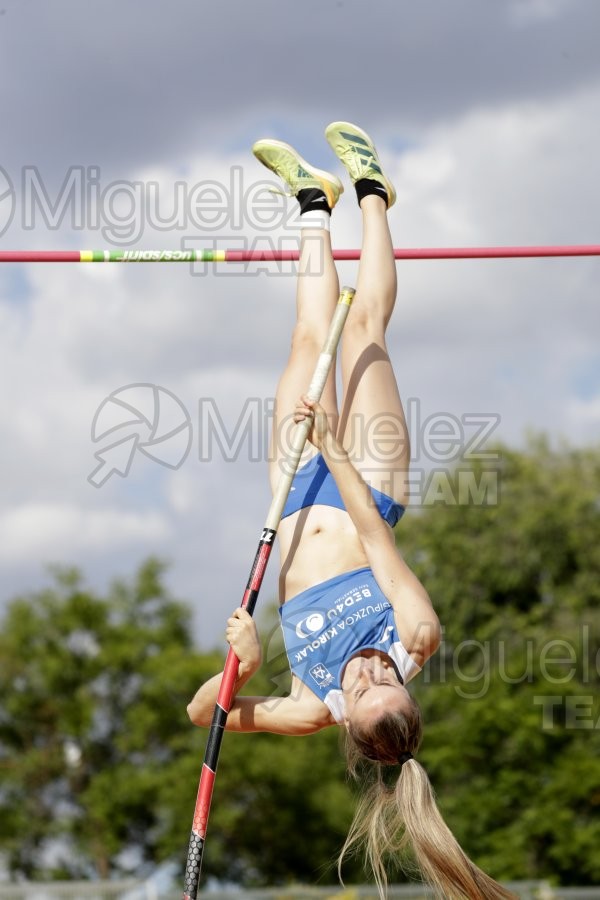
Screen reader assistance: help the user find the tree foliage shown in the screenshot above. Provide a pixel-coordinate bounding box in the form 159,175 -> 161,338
0,558 -> 357,886
0,440 -> 599,888
399,439 -> 600,886
0,558 -> 216,880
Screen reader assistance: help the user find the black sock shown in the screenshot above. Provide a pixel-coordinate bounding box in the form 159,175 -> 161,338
297,188 -> 331,216
355,178 -> 388,207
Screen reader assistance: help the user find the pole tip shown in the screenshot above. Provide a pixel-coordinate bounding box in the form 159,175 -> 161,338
339,286 -> 356,306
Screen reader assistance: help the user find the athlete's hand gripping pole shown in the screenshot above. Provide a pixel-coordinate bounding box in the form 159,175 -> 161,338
183,286 -> 356,899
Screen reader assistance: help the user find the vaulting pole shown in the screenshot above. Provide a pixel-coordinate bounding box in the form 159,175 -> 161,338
0,245 -> 599,263
182,286 -> 355,900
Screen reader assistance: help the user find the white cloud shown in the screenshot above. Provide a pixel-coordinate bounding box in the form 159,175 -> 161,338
509,0 -> 572,26
0,503 -> 170,563
2,79 -> 600,644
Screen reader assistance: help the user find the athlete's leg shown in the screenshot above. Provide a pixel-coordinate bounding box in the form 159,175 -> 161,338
269,226 -> 340,492
251,138 -> 343,491
338,195 -> 410,504
326,123 -> 410,505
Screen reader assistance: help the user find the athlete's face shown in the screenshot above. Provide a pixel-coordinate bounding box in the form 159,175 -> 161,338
341,650 -> 411,730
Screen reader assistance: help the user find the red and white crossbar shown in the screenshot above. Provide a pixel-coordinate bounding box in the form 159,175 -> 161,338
0,245 -> 599,263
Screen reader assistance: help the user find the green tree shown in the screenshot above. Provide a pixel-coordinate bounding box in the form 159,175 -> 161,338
0,558 -> 216,880
400,440 -> 600,886
0,560 -> 359,887
1,441 -> 599,889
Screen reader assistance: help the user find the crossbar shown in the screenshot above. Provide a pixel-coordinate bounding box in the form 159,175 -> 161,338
0,245 -> 599,263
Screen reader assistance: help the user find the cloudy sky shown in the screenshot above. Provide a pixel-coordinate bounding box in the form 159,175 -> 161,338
1,0 -> 599,650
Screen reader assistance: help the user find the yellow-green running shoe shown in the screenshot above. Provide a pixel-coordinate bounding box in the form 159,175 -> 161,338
325,121 -> 396,208
252,138 -> 343,209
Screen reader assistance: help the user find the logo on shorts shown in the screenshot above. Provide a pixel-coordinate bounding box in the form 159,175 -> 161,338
295,612 -> 325,639
309,663 -> 335,689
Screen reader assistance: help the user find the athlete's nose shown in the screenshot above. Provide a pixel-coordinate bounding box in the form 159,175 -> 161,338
358,663 -> 378,685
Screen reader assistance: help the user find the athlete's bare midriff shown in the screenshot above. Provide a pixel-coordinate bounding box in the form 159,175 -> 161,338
277,505 -> 370,602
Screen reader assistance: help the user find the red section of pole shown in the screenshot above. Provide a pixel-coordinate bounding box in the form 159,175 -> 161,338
192,765 -> 216,838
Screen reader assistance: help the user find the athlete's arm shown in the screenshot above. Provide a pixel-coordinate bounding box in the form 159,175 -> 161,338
322,432 -> 440,662
186,606 -> 261,726
188,678 -> 332,735
295,397 -> 441,663
358,522 -> 441,664
187,608 -> 334,734
218,678 -> 334,734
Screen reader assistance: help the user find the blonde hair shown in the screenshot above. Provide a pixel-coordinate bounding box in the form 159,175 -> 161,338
340,701 -> 516,899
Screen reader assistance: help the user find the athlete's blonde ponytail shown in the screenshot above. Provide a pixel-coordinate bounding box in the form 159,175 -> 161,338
340,704 -> 516,899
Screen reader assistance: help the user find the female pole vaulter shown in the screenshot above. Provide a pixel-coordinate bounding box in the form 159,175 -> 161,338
188,122 -> 515,900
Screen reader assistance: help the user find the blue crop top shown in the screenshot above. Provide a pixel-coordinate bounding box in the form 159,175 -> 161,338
281,453 -> 405,527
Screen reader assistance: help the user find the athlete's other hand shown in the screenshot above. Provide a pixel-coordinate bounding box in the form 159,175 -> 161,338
294,395 -> 330,449
225,607 -> 262,678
